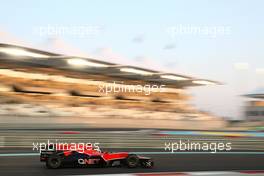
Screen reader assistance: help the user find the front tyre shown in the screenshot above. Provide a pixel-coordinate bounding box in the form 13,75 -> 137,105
46,154 -> 62,169
141,159 -> 154,168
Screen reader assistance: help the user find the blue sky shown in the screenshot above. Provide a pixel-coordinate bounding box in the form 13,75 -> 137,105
1,0 -> 264,119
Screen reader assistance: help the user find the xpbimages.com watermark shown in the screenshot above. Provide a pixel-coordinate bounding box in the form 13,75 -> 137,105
32,140 -> 101,153
98,81 -> 166,95
166,24 -> 232,38
33,24 -> 103,38
164,140 -> 232,153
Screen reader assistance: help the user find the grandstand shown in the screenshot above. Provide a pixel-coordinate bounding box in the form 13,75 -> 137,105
0,43 -> 225,129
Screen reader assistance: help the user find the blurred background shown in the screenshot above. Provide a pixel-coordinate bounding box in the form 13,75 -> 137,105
0,0 -> 264,175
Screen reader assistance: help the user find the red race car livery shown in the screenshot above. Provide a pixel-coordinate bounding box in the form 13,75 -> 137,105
40,144 -> 154,169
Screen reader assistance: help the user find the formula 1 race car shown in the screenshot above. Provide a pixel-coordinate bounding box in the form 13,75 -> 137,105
40,144 -> 154,169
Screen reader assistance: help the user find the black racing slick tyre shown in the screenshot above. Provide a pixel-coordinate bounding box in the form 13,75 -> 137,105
141,159 -> 154,168
126,154 -> 139,168
46,154 -> 62,169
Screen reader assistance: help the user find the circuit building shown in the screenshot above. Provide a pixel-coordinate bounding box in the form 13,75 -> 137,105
244,88 -> 264,121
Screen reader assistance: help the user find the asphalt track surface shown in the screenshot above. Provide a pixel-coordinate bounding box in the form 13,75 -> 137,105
1,128 -> 264,175
0,148 -> 264,176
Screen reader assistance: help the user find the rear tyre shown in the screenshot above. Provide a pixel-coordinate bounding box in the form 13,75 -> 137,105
99,159 -> 108,168
46,154 -> 62,169
126,154 -> 139,168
